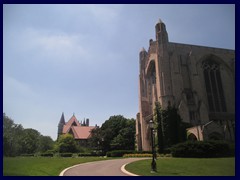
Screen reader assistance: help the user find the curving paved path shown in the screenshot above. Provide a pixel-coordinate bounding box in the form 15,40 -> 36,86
61,158 -> 148,176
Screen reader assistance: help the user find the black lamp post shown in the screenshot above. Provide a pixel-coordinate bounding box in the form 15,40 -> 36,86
149,119 -> 157,173
97,141 -> 100,155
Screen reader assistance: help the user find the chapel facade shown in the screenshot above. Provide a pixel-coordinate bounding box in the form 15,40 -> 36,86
58,113 -> 96,146
136,19 -> 235,151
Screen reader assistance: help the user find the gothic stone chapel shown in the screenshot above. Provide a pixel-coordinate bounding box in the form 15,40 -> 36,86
136,19 -> 235,151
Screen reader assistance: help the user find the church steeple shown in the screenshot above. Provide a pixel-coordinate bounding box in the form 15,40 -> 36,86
59,112 -> 65,124
58,112 -> 65,137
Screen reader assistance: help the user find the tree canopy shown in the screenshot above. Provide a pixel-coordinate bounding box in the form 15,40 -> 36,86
3,113 -> 54,156
54,134 -> 78,153
154,102 -> 190,153
88,115 -> 136,152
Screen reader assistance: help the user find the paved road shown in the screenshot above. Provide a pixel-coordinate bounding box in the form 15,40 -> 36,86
62,158 -> 147,176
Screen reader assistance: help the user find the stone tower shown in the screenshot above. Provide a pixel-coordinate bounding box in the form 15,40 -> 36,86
155,19 -> 174,108
136,19 -> 235,151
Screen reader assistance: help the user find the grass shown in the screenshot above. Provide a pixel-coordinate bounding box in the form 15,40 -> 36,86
3,156 -> 113,176
4,156 -> 235,176
125,157 -> 235,176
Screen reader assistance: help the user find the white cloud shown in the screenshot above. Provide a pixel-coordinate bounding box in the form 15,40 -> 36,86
4,27 -> 93,65
35,31 -> 89,63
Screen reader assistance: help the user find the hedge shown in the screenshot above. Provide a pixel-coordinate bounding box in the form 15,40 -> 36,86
78,153 -> 92,157
40,153 -> 54,157
106,150 -> 135,157
20,154 -> 34,157
123,153 -> 153,157
171,141 -> 232,158
59,153 -> 73,157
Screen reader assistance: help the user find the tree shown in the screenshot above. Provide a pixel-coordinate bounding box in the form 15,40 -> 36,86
154,103 -> 187,153
110,119 -> 135,150
55,134 -> 78,153
101,115 -> 128,151
154,102 -> 165,153
88,127 -> 103,151
38,135 -> 54,153
3,113 -> 24,156
3,113 -> 55,156
89,115 -> 136,152
21,128 -> 41,154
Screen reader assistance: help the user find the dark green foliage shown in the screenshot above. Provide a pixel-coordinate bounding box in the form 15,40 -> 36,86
106,150 -> 135,157
21,128 -> 41,154
154,102 -> 165,153
171,141 -> 232,158
20,154 -> 35,157
59,153 -> 73,157
136,151 -> 152,154
78,153 -> 92,157
228,142 -> 235,156
39,153 -> 54,157
38,136 -> 54,153
154,103 -> 188,153
3,113 -> 54,156
55,134 -> 78,153
3,113 -> 24,156
89,115 -> 136,152
78,151 -> 105,157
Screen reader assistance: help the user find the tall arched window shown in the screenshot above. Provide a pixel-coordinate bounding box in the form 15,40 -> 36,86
202,59 -> 226,112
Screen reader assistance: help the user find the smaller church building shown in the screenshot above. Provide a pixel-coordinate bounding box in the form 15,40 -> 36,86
58,113 -> 96,146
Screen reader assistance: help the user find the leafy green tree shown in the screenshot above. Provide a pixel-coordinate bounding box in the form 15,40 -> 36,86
3,113 -> 24,156
21,128 -> 41,154
88,127 -> 103,151
154,102 -> 165,153
55,134 -> 78,153
38,135 -> 54,153
154,103 -> 187,153
110,119 -> 135,150
3,113 -> 56,156
90,115 -> 136,152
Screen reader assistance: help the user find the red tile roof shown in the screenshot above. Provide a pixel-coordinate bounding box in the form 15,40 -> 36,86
71,126 -> 95,139
65,115 -> 81,126
62,115 -> 95,140
62,125 -> 71,134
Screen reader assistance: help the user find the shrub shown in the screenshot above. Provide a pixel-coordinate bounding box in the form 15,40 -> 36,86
227,142 -> 235,156
40,153 -> 54,157
59,153 -> 73,157
123,154 -> 153,157
78,153 -> 92,157
135,151 -> 152,154
123,153 -> 172,158
171,141 -> 231,158
20,154 -> 34,157
107,150 -> 135,157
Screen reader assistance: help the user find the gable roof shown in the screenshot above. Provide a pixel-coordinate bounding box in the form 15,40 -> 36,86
71,126 -> 96,139
65,115 -> 81,126
61,114 -> 95,140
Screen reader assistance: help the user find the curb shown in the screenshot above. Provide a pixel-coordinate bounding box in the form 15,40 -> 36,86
59,163 -> 81,176
121,163 -> 139,176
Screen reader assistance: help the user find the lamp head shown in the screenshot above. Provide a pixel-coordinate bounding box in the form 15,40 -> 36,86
149,120 -> 154,129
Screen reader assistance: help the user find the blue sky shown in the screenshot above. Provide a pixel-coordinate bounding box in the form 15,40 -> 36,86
3,4 -> 235,140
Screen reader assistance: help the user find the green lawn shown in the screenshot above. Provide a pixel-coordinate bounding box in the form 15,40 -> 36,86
3,157 -> 112,176
125,157 -> 235,176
